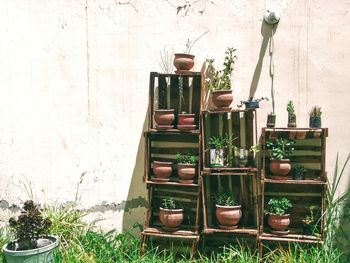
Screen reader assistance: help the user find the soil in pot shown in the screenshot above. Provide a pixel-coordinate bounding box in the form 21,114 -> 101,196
269,159 -> 292,178
211,90 -> 233,110
159,208 -> 184,232
153,161 -> 173,182
177,163 -> 196,184
268,214 -> 290,232
154,109 -> 175,128
173,53 -> 195,73
215,205 -> 242,230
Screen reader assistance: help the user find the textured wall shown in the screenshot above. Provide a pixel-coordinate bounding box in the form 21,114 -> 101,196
0,0 -> 349,234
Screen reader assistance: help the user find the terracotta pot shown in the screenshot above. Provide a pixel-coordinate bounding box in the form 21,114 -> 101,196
178,163 -> 196,183
269,159 -> 292,176
296,131 -> 307,140
268,214 -> 290,231
159,208 -> 184,231
153,161 -> 173,179
215,205 -> 242,228
289,131 -> 297,139
178,114 -> 195,125
173,53 -> 195,71
211,90 -> 233,108
154,109 -> 175,126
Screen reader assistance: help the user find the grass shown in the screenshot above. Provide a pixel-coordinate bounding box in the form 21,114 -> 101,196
0,154 -> 349,262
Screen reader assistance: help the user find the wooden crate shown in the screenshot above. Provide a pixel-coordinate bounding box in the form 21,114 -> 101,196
260,182 -> 325,242
144,184 -> 201,234
144,131 -> 201,186
201,110 -> 257,173
201,173 -> 259,236
148,72 -> 202,131
261,128 -> 328,182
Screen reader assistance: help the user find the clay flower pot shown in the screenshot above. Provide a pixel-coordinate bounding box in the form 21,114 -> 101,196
178,113 -> 195,125
159,208 -> 184,231
211,90 -> 233,109
268,214 -> 290,231
177,163 -> 196,184
154,109 -> 175,126
295,131 -> 307,140
269,159 -> 292,177
215,205 -> 242,230
153,161 -> 173,181
173,53 -> 195,73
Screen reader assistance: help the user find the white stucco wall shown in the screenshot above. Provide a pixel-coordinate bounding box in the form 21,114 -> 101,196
0,0 -> 349,234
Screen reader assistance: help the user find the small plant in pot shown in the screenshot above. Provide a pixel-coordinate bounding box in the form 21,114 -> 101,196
152,160 -> 173,182
237,97 -> 269,109
266,138 -> 295,179
265,197 -> 292,235
208,134 -> 237,167
173,31 -> 208,74
293,165 -> 306,180
3,200 -> 59,263
215,191 -> 242,230
159,198 -> 183,232
302,205 -> 320,235
176,152 -> 197,184
287,100 -> 297,127
206,47 -> 237,110
309,105 -> 322,128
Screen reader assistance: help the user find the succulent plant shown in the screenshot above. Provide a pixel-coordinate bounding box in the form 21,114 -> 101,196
309,105 -> 322,117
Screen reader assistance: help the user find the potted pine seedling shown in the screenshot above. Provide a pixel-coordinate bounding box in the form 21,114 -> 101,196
302,205 -> 320,235
265,197 -> 292,235
293,165 -> 306,180
266,138 -> 295,179
287,100 -> 297,127
215,191 -> 242,230
159,198 -> 183,232
206,47 -> 237,110
237,97 -> 269,109
176,152 -> 197,184
3,200 -> 59,263
309,105 -> 322,128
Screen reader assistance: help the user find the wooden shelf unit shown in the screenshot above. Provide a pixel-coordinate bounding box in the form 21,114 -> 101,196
259,127 -> 328,250
141,72 -> 202,255
148,72 -> 202,130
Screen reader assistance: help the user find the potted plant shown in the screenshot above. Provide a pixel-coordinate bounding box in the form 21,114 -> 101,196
176,152 -> 197,184
208,134 -> 237,167
215,191 -> 242,230
287,100 -> 297,127
173,31 -> 208,74
3,200 -> 59,263
293,165 -> 306,180
302,205 -> 320,235
159,198 -> 183,232
265,197 -> 292,234
267,112 -> 276,128
309,105 -> 322,128
206,47 -> 237,110
152,160 -> 173,182
237,97 -> 269,109
250,143 -> 260,167
266,138 -> 295,179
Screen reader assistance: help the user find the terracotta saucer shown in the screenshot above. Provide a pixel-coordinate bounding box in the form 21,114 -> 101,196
152,178 -> 170,182
178,179 -> 194,184
270,229 -> 290,235
175,70 -> 192,74
211,107 -> 232,112
162,226 -> 180,232
156,125 -> 174,130
218,224 -> 239,230
177,125 -> 197,131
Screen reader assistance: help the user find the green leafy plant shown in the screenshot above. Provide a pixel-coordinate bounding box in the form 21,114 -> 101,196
265,198 -> 292,215
250,144 -> 260,154
161,198 -> 178,210
309,105 -> 322,117
287,100 -> 296,116
206,47 -> 237,91
8,200 -> 52,250
176,152 -> 196,165
215,191 -> 238,206
209,134 -> 237,150
293,165 -> 306,178
266,138 -> 295,160
303,205 -> 320,225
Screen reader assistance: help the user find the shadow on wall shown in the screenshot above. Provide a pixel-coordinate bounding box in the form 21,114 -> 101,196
121,113 -> 148,235
249,21 -> 278,100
